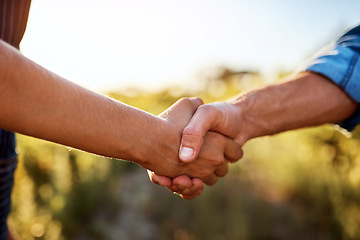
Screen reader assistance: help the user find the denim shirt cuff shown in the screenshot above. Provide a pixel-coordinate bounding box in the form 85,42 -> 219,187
301,44 -> 360,131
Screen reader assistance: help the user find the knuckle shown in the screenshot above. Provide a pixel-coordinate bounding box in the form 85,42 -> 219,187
178,97 -> 191,104
178,97 -> 202,108
213,154 -> 225,165
230,146 -> 243,162
207,177 -> 217,186
181,134 -> 203,150
201,104 -> 220,117
182,125 -> 200,136
199,170 -> 212,181
177,97 -> 193,109
183,129 -> 206,143
191,97 -> 203,104
235,150 -> 243,161
197,104 -> 212,115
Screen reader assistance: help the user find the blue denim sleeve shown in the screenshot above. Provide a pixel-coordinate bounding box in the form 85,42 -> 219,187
302,24 -> 360,131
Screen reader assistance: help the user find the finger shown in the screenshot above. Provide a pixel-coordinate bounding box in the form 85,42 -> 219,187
170,178 -> 204,197
176,178 -> 204,193
214,162 -> 229,177
224,138 -> 244,163
171,175 -> 192,191
147,170 -> 172,188
177,179 -> 204,200
187,178 -> 204,194
180,189 -> 203,200
192,178 -> 204,190
180,105 -> 220,163
203,174 -> 218,186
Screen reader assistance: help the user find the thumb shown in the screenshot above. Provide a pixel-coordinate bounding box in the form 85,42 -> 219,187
179,105 -> 217,162
179,133 -> 204,163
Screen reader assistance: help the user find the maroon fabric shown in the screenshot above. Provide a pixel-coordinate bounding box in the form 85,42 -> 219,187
0,0 -> 32,49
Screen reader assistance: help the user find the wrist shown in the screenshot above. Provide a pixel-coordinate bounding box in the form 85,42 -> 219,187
107,104 -> 178,171
134,117 -> 181,176
231,89 -> 276,144
231,96 -> 258,145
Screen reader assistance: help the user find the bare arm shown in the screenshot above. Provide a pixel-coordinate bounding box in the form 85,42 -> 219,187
155,25 -> 360,197
235,72 -> 357,144
0,40 -> 242,184
179,72 -> 358,161
0,40 -> 170,165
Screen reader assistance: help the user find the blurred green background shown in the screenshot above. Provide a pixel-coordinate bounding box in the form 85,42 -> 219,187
8,68 -> 360,240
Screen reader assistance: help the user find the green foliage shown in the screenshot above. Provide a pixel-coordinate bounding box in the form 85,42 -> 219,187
8,70 -> 360,239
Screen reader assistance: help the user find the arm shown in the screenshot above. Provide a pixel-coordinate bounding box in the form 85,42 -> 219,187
150,71 -> 357,197
180,24 -> 360,161
0,40 -> 171,167
152,25 -> 360,197
0,40 -> 242,185
179,71 -> 358,161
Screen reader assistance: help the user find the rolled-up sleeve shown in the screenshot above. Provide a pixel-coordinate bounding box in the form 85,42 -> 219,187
302,25 -> 360,131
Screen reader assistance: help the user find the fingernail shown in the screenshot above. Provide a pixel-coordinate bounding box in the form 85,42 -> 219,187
180,147 -> 194,160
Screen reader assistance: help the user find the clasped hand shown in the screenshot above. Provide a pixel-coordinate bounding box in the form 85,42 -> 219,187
147,98 -> 244,199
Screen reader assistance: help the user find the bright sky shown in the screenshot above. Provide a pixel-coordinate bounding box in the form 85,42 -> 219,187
21,0 -> 360,92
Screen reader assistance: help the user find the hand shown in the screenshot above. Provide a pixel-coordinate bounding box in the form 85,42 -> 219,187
148,131 -> 242,199
148,100 -> 243,199
148,171 -> 204,199
179,102 -> 244,162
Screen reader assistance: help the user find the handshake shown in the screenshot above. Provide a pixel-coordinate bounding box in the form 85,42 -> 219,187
138,72 -> 358,200
144,97 -> 248,200
3,38 -> 353,202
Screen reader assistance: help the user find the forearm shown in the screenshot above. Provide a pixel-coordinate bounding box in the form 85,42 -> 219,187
0,40 -> 177,166
234,72 -> 358,143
